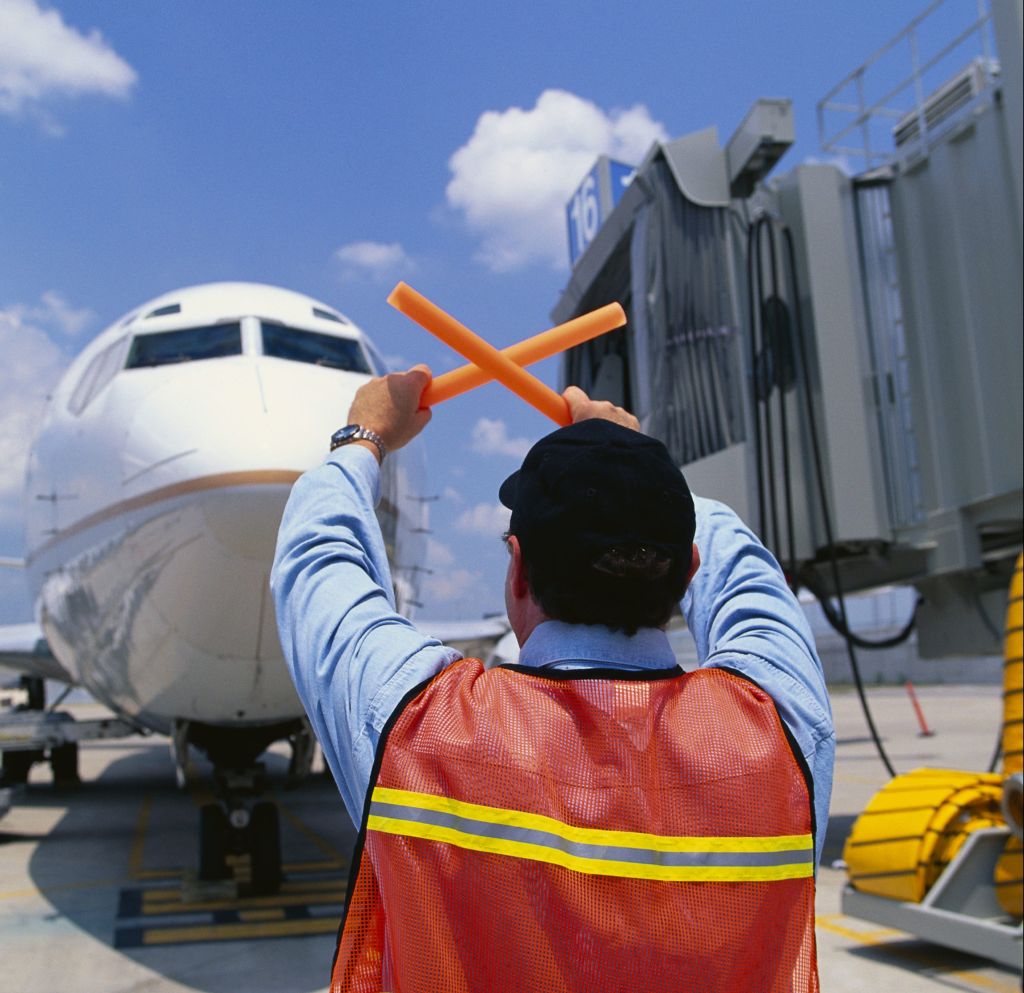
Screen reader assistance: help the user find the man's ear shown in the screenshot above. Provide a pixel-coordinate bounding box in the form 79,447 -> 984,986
507,535 -> 531,599
685,543 -> 701,587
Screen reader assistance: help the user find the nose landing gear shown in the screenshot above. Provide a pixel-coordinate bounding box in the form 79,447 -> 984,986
197,766 -> 283,896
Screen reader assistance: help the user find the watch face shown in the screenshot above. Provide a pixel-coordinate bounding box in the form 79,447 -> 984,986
332,425 -> 360,446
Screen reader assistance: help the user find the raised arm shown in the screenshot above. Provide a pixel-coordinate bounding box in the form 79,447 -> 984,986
270,367 -> 460,822
683,495 -> 835,863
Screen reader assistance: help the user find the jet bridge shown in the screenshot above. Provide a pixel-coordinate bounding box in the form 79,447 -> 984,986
553,2 -> 1022,659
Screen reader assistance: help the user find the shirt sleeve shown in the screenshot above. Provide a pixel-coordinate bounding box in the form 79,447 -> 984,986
270,445 -> 461,823
682,495 -> 835,865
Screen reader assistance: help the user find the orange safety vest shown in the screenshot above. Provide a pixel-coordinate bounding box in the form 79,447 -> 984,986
332,659 -> 818,993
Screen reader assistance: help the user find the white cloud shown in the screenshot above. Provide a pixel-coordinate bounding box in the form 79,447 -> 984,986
334,240 -> 414,280
470,417 -> 532,459
455,502 -> 510,538
426,567 -> 479,604
441,485 -> 463,504
0,295 -> 78,513
31,291 -> 93,336
446,89 -> 668,271
0,0 -> 137,125
425,537 -> 455,569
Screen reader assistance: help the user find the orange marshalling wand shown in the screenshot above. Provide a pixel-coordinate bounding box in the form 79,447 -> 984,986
423,303 -> 627,406
386,282 -> 626,426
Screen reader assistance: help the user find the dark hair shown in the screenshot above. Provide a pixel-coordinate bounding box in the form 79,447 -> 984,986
499,419 -> 695,634
518,538 -> 689,635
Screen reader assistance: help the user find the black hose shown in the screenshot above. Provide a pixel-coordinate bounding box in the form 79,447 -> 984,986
756,219 -> 782,557
781,225 -> 899,779
799,567 -> 920,649
986,732 -> 1003,774
746,220 -> 767,541
765,220 -> 797,578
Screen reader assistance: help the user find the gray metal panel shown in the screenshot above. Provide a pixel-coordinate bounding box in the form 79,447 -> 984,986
853,177 -> 925,530
991,0 -> 1023,230
776,165 -> 890,545
888,95 -> 1023,566
725,99 -> 795,197
659,128 -> 731,207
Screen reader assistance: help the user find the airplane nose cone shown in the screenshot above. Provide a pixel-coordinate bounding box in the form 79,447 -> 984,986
120,358 -> 367,485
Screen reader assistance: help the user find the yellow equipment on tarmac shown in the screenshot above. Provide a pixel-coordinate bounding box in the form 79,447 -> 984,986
841,555 -> 1024,968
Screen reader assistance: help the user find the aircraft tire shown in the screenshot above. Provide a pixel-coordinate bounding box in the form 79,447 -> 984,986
50,743 -> 79,785
198,803 -> 230,881
2,749 -> 38,785
249,801 -> 282,895
20,676 -> 45,711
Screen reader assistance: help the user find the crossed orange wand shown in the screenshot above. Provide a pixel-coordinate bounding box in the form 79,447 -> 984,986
387,283 -> 626,427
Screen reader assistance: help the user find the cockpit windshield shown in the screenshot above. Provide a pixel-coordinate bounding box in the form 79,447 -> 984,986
261,322 -> 371,373
125,323 -> 243,368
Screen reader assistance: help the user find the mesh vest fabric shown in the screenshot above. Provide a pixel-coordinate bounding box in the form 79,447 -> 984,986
333,660 -> 818,993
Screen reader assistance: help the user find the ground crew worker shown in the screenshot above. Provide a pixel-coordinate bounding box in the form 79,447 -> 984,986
271,366 -> 834,993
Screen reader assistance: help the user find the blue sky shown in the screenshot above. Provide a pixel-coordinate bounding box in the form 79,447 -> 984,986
0,0 -> 970,624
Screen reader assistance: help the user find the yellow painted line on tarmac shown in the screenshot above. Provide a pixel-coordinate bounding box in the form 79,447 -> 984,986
140,887 -> 345,916
816,915 -> 1021,993
238,908 -> 285,923
128,794 -> 153,879
131,868 -> 180,881
816,914 -> 902,943
278,801 -> 348,864
281,876 -> 350,893
282,858 -> 346,872
126,793 -> 182,880
140,916 -> 339,946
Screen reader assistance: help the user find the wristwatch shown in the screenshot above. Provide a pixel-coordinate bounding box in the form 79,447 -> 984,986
330,424 -> 387,460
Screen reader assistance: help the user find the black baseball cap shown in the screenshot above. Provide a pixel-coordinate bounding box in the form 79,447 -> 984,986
498,419 -> 695,582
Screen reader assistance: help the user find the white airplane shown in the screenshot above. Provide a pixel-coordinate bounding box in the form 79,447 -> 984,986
0,281 -> 509,890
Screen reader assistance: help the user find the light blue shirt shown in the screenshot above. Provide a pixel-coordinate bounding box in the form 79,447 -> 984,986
271,445 -> 834,862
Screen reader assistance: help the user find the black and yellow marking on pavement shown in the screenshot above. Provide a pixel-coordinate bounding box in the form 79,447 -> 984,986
114,867 -> 348,948
118,792 -> 352,947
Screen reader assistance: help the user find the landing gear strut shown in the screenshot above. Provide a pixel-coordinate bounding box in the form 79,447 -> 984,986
1,677 -> 79,786
181,718 -> 306,896
196,766 -> 283,896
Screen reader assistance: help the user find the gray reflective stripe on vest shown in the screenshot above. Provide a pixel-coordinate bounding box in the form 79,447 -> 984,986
369,799 -> 814,870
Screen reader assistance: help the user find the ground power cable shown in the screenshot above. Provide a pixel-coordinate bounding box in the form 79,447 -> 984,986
780,224 -> 899,778
799,571 -> 920,650
764,218 -> 798,579
746,212 -> 899,778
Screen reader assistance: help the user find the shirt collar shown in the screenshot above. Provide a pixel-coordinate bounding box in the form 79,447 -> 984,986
518,620 -> 677,671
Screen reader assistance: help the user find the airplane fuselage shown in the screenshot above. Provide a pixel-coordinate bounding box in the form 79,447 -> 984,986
23,283 -> 423,740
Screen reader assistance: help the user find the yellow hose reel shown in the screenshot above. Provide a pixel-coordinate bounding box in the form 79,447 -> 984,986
844,554 -> 1024,920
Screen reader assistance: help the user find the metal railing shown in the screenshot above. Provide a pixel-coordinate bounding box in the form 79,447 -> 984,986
817,0 -> 998,166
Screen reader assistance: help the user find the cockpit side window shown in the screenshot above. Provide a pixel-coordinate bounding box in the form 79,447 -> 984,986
261,322 -> 371,374
125,323 -> 243,369
68,337 -> 130,416
362,338 -> 390,375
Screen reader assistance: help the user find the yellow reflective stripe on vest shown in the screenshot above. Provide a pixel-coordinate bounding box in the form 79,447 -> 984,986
368,786 -> 814,882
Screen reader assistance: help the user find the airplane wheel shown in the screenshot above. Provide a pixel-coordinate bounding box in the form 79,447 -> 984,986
199,803 -> 230,880
20,676 -> 45,711
2,749 -> 39,785
50,743 -> 79,785
249,801 -> 282,895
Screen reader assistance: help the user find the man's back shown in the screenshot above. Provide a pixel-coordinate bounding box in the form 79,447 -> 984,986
335,659 -> 819,993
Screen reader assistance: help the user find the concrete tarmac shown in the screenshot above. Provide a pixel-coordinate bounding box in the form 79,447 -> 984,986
1,684 -> 1021,993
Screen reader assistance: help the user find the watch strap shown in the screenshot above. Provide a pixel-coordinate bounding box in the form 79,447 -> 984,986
330,424 -> 388,459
